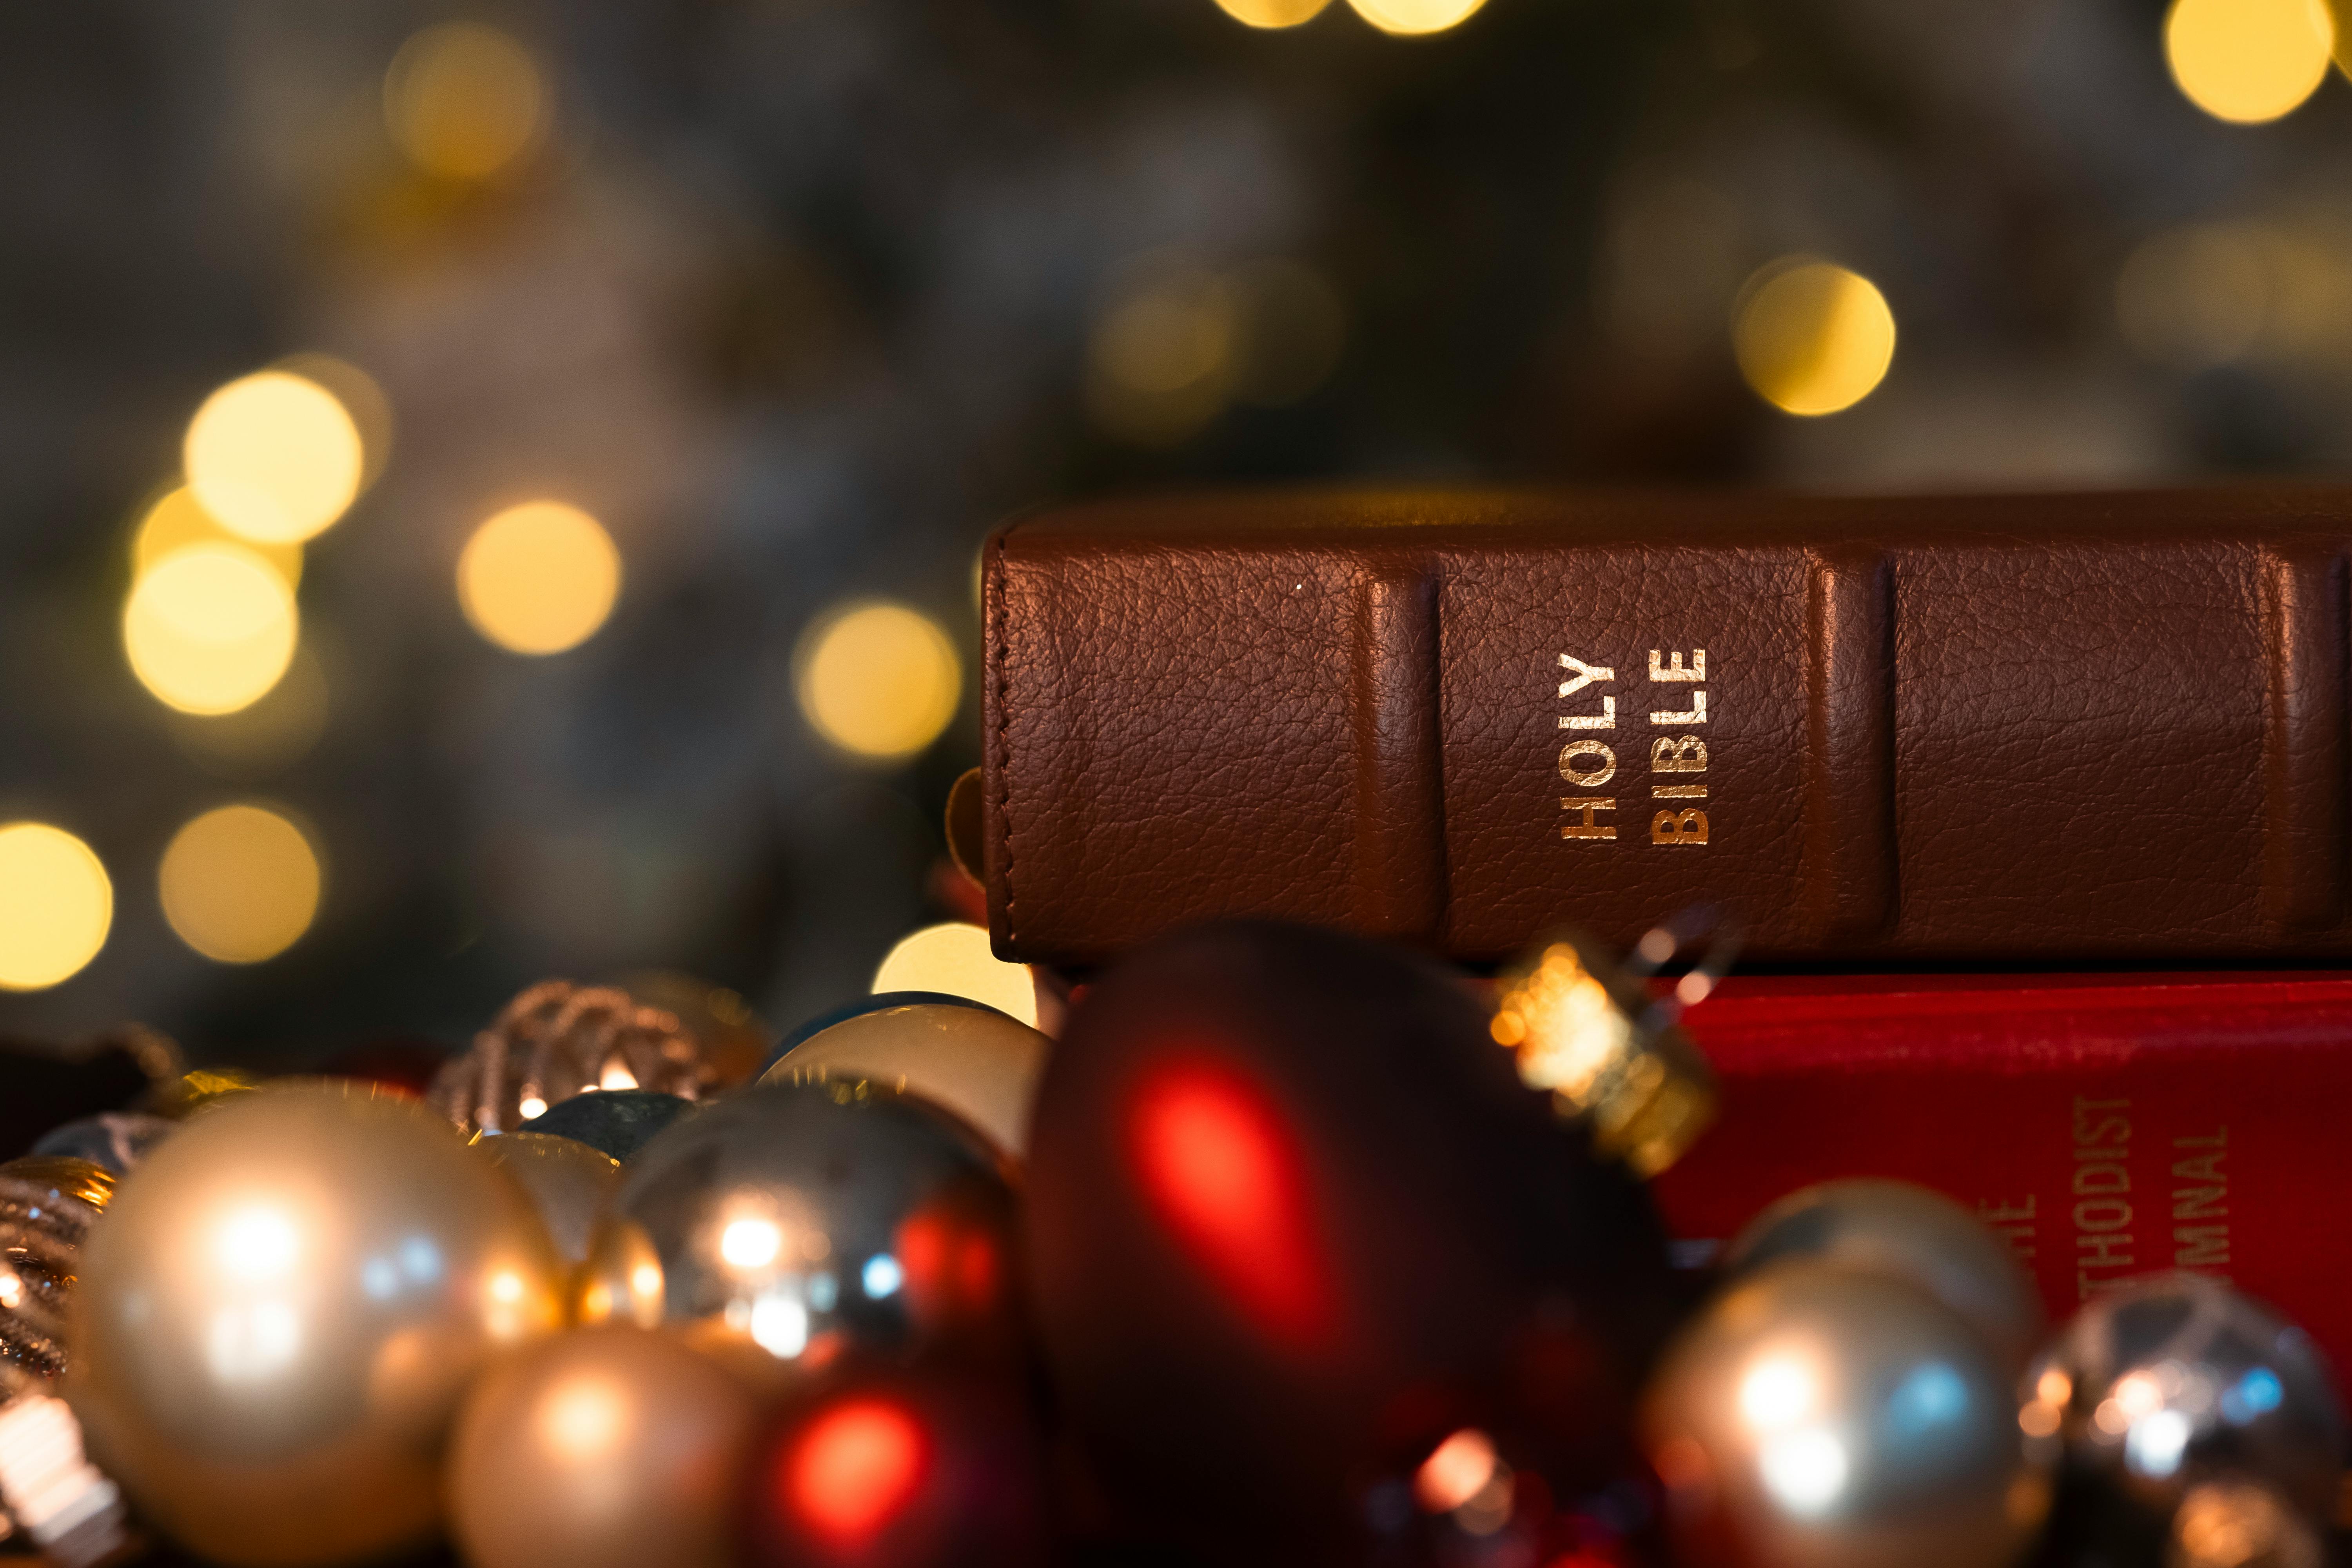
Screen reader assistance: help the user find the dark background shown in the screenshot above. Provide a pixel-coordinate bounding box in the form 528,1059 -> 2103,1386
2,0 -> 2341,1060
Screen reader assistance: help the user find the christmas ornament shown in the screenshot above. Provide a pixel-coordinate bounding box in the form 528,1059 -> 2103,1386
759,993 -> 998,1077
65,1083 -> 565,1568
739,1361 -> 1048,1568
0,1383 -> 131,1568
0,1158 -> 114,1383
2022,1274 -> 2344,1563
617,971 -> 775,1087
575,1083 -> 1020,1376
473,1132 -> 622,1266
429,980 -> 715,1137
759,996 -> 1051,1160
2164,1477 -> 2323,1568
28,1115 -> 175,1177
1640,1260 -> 2050,1568
1726,1179 -> 2045,1374
522,1089 -> 697,1162
1024,920 -> 1679,1563
447,1325 -> 760,1568
317,1038 -> 451,1098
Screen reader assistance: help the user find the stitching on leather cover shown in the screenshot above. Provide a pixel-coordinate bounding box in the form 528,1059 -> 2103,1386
991,529 -> 1016,945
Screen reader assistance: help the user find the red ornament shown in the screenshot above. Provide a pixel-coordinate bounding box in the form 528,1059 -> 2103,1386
740,1365 -> 1046,1568
1024,922 -> 1680,1564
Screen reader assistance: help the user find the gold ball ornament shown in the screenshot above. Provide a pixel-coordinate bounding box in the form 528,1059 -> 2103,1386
0,1158 -> 115,1383
758,998 -> 1051,1160
473,1132 -> 622,1266
1727,1179 -> 2046,1374
430,980 -> 715,1136
64,1083 -> 564,1568
1642,1261 -> 2051,1568
447,1324 -> 760,1568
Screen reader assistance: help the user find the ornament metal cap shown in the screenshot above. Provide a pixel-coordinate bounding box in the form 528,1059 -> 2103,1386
1489,910 -> 1731,1177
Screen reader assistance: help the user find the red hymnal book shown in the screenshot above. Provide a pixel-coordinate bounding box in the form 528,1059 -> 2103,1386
1653,973 -> 2352,1372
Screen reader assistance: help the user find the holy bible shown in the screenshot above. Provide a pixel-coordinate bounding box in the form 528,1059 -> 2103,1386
980,486 -> 2352,965
1653,972 -> 2352,1374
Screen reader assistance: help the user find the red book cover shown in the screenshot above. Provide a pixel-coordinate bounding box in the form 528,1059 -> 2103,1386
1654,973 -> 2352,1372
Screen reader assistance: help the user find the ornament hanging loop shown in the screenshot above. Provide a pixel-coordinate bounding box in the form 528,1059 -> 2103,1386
1620,903 -> 1742,1033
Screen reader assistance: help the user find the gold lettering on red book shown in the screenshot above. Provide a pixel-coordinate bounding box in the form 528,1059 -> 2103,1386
1977,1196 -> 2038,1262
2071,1096 -> 2134,1299
2171,1129 -> 2229,1278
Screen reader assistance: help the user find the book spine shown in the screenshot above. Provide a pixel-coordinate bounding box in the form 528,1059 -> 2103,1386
984,496 -> 2352,965
1653,984 -> 2352,1372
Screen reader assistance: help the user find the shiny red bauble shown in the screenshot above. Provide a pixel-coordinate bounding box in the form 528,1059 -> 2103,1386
1024,921 -> 1679,1564
738,1363 -> 1048,1568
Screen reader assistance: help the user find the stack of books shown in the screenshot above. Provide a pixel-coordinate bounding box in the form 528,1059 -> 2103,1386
968,485 -> 2352,1365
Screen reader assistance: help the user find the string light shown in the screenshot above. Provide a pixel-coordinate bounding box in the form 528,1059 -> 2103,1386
1214,0 -> 1333,28
133,488 -> 300,590
1732,258 -> 1896,416
457,502 -> 622,655
2164,0 -> 2332,125
123,544 -> 299,716
0,824 -> 111,991
183,372 -> 364,546
793,602 -> 961,762
384,23 -> 548,181
871,922 -> 1039,1027
1345,0 -> 1488,36
158,804 -> 323,964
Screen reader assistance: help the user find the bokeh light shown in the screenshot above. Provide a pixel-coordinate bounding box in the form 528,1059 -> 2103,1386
1214,0 -> 1333,28
1086,265 -> 1237,446
2116,224 -> 2272,368
1345,0 -> 1488,36
384,23 -> 549,181
1227,260 -> 1348,405
2164,0 -> 2332,125
1732,259 -> 1897,416
793,601 -> 961,762
457,501 -> 623,655
0,824 -> 112,991
158,803 -> 323,964
123,544 -> 299,715
167,644 -> 331,781
183,372 -> 365,546
133,487 -> 300,590
871,922 -> 1039,1027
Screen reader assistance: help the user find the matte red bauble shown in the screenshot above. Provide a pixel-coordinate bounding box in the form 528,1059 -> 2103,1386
1024,921 -> 1679,1564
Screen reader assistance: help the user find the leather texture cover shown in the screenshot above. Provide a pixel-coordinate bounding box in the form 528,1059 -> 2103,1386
982,487 -> 2352,965
1656,971 -> 2352,1373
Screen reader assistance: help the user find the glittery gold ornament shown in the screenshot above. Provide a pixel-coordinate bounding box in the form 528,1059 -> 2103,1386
446,1325 -> 759,1568
472,1132 -> 621,1266
759,998 -> 1050,1161
0,1159 -> 114,1383
430,981 -> 715,1137
1642,1261 -> 2051,1568
65,1083 -> 564,1568
1727,1180 -> 2045,1375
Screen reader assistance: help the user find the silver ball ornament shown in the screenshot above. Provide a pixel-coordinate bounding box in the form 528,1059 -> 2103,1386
1728,1179 -> 2045,1374
1642,1261 -> 2051,1568
758,998 -> 1050,1161
2023,1274 -> 2344,1541
64,1083 -> 566,1568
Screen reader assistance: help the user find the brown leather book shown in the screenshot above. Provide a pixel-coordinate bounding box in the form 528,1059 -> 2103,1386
979,486 -> 2352,966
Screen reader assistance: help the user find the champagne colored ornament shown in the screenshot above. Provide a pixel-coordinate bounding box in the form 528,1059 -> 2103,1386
1728,1180 -> 2045,1375
759,997 -> 1050,1161
0,1158 -> 114,1383
430,980 -> 715,1136
473,1132 -> 621,1266
522,1089 -> 696,1162
64,1083 -> 564,1568
2023,1274 -> 2344,1561
1641,1261 -> 2051,1568
1025,921 -> 1678,1564
574,1084 -> 1020,1376
447,1325 -> 760,1568
739,1362 -> 1048,1568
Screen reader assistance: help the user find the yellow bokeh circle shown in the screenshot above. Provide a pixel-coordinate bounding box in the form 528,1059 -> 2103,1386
133,487 -> 301,590
0,824 -> 112,991
457,501 -> 623,655
1214,0 -> 1334,30
794,601 -> 962,762
385,23 -> 549,181
1733,259 -> 1898,417
123,544 -> 299,715
184,372 -> 365,545
2165,0 -> 2332,124
872,922 -> 1039,1028
1346,0 -> 1487,36
159,804 -> 323,964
